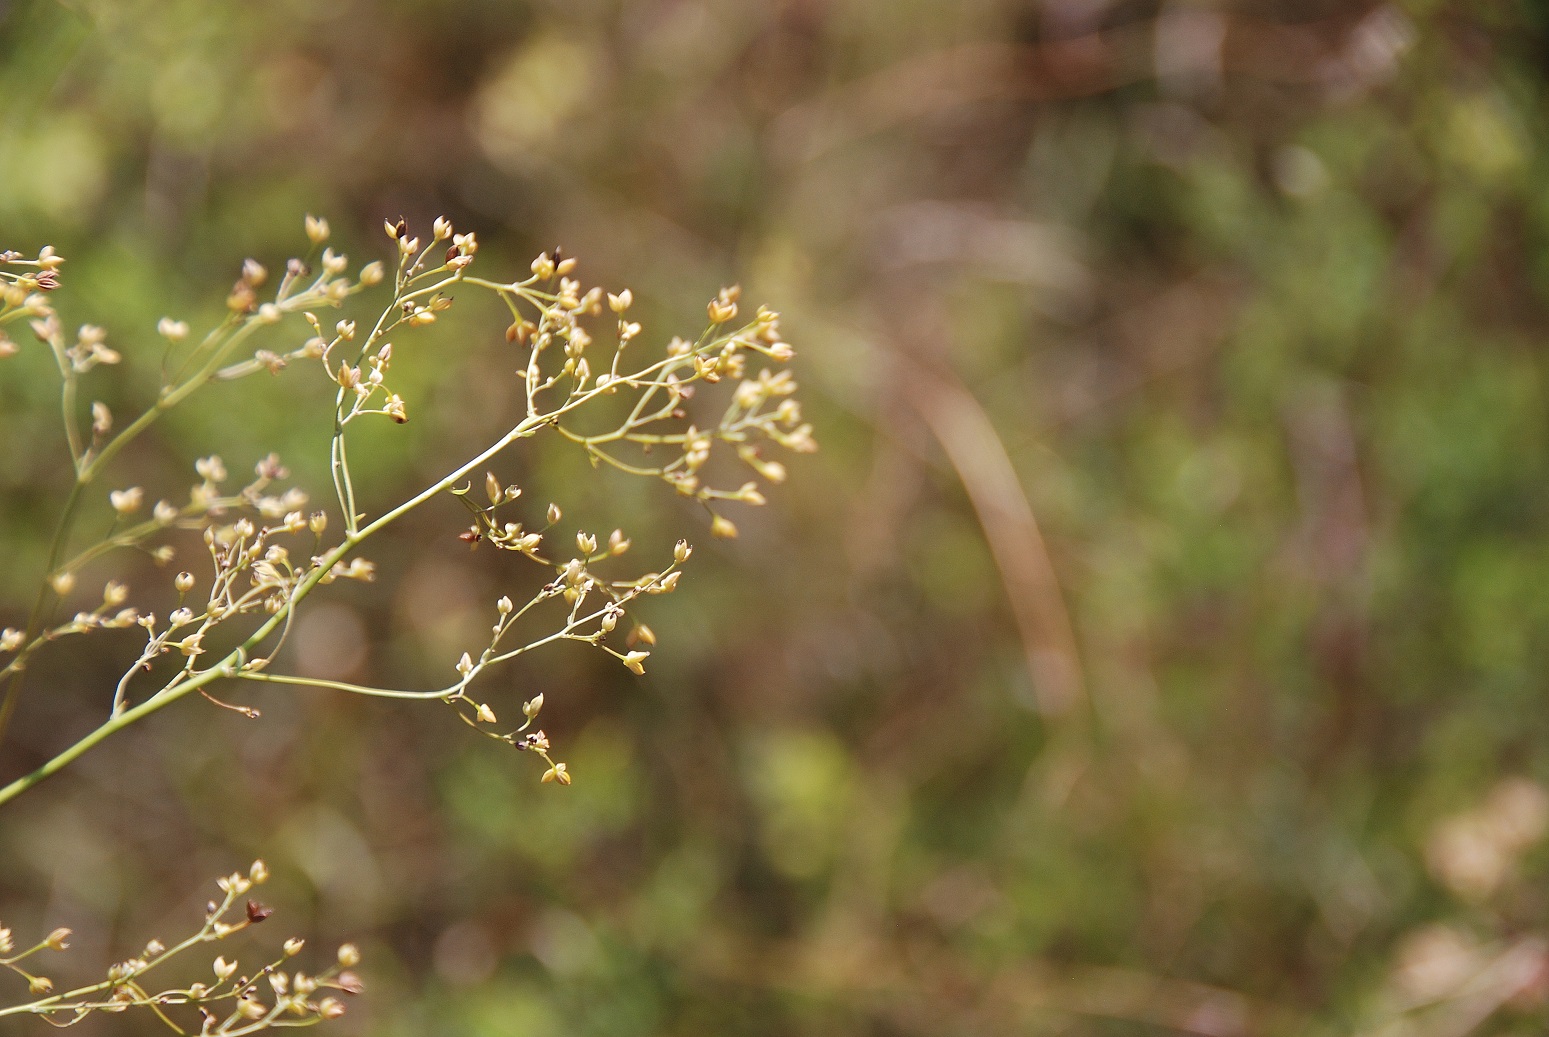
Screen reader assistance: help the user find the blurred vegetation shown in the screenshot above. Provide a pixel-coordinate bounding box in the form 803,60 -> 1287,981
4,0 -> 1549,1034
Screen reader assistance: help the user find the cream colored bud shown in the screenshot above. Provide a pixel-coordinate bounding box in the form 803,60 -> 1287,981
674,539 -> 691,563
547,503 -> 561,524
238,997 -> 266,1019
109,487 -> 144,515
521,694 -> 544,718
102,580 -> 128,607
541,762 -> 571,785
359,261 -> 385,286
91,401 -> 111,435
249,859 -> 269,884
157,317 -> 189,342
242,259 -> 267,286
556,256 -> 577,275
476,703 -> 497,724
49,571 -> 75,596
213,956 -> 238,980
432,216 -> 451,240
710,514 -> 738,539
28,976 -> 51,994
337,944 -> 360,968
283,938 -> 305,957
607,289 -> 633,312
496,595 -> 513,615
486,472 -> 502,504
0,628 -> 22,652
608,529 -> 630,555
309,511 -> 328,535
456,652 -> 474,676
305,214 -> 330,244
577,531 -> 597,555
44,927 -> 71,950
319,997 -> 346,1019
600,611 -> 618,633
175,571 -> 196,593
623,650 -> 649,675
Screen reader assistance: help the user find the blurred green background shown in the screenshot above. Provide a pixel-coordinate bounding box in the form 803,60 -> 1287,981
4,0 -> 1549,1034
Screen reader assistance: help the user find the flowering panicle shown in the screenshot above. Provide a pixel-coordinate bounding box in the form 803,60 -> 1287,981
0,215 -> 811,804
0,864 -> 358,1033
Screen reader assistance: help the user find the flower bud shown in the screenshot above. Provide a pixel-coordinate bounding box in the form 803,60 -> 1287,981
522,694 -> 543,718
44,927 -> 71,950
109,487 -> 144,515
337,944 -> 360,968
305,214 -> 330,244
175,571 -> 196,593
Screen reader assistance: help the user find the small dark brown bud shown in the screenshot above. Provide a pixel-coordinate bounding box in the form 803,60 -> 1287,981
246,900 -> 273,924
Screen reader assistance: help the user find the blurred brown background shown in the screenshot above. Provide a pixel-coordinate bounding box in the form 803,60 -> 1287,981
4,0 -> 1549,1033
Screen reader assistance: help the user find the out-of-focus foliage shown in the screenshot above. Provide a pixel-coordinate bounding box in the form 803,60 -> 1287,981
4,0 -> 1549,1034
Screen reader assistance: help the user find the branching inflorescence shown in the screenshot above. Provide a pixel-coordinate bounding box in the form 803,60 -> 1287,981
0,215 -> 813,801
0,862 -> 362,1033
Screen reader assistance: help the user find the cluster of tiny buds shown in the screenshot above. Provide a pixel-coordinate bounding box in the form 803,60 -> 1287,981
2,860 -> 361,1029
